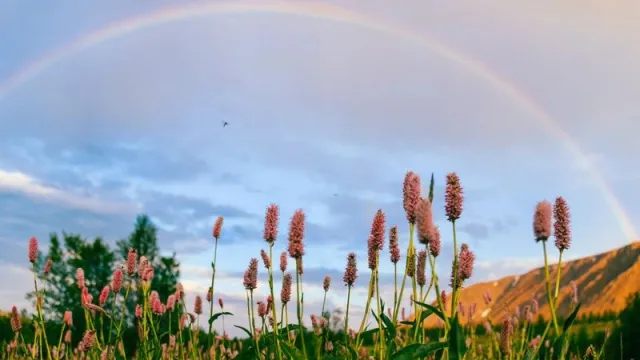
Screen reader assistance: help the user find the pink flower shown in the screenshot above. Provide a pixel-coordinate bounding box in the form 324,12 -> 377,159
111,268 -> 123,293
553,197 -> 571,251
257,301 -> 267,318
367,235 -> 378,270
499,318 -> 512,356
218,297 -> 224,309
389,226 -> 401,264
99,286 -> 110,305
279,251 -> 287,272
570,280 -> 578,304
287,209 -> 305,258
79,330 -> 96,352
323,276 -> 331,292
175,282 -> 184,300
451,243 -> 475,289
281,273 -> 292,304
28,237 -> 38,264
243,258 -> 259,290
126,248 -> 137,276
416,198 -> 435,245
296,257 -> 304,275
417,250 -> 427,287
43,259 -> 52,275
213,216 -> 224,240
63,310 -> 73,327
343,253 -> 358,287
444,173 -> 464,222
429,226 -> 441,257
166,295 -> 176,311
260,249 -> 270,269
194,295 -> 203,315
76,268 -> 85,289
370,209 -> 386,251
10,306 -> 21,332
482,291 -> 492,305
263,204 -> 279,244
138,256 -> 149,279
135,304 -> 143,318
403,171 -> 421,223
533,200 -> 552,242
152,297 -> 166,315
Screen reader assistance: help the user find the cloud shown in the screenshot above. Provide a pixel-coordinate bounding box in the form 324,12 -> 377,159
0,169 -> 137,214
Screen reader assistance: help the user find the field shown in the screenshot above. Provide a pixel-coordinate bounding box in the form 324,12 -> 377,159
1,171 -> 638,360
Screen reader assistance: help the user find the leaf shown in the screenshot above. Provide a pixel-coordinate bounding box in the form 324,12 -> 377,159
414,300 -> 445,321
280,340 -> 305,360
234,325 -> 253,339
380,311 -> 397,339
208,311 -> 233,326
448,315 -> 468,360
391,344 -> 422,359
563,303 -> 581,332
346,344 -> 358,360
415,341 -> 448,357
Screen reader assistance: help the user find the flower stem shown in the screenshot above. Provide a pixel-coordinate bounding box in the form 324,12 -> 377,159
393,222 -> 415,324
207,238 -> 219,348
32,269 -> 52,360
542,241 -> 560,333
554,250 -> 564,300
375,254 -> 385,359
450,220 -> 460,319
344,285 -> 351,345
295,268 -> 307,358
268,245 -> 283,360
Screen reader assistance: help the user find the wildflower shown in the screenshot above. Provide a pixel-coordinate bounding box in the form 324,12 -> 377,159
407,250 -> 416,277
287,209 -> 305,258
444,173 -> 464,222
403,171 -> 421,223
279,252 -> 287,272
281,273 -> 292,304
323,275 -> 331,292
135,304 -> 143,318
207,287 -> 213,302
142,264 -> 154,282
194,295 -> 203,315
533,200 -> 552,241
416,198 -> 434,245
257,301 -> 267,318
28,237 -> 38,264
79,330 -> 96,352
499,318 -> 512,356
389,226 -> 401,263
99,286 -> 110,305
441,291 -> 447,308
138,256 -> 149,278
343,253 -> 358,286
264,204 -> 279,244
112,268 -> 123,293
370,209 -> 385,251
63,310 -> 73,327
429,226 -> 441,257
553,197 -> 571,251
152,297 -> 166,315
126,248 -> 137,276
218,297 -> 224,309
458,302 -> 466,317
296,257 -> 304,275
75,268 -> 85,289
570,280 -> 578,304
149,291 -> 159,307
417,250 -> 427,287
44,259 -> 52,275
166,294 -> 176,311
367,235 -> 378,270
243,258 -> 259,290
532,297 -> 539,314
10,306 -> 21,332
326,341 -> 333,352
64,330 -> 71,343
213,216 -> 224,239
451,243 -> 475,289
483,321 -> 492,334
528,335 -> 541,349
175,282 -> 184,300
260,249 -> 271,269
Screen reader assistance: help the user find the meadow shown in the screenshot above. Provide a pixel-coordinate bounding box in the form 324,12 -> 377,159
1,171 -> 635,359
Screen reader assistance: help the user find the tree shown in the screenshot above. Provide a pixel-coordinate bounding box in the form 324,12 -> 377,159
116,214 -> 180,325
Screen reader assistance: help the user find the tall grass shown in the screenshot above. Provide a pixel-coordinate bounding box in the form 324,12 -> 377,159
4,171 -> 610,359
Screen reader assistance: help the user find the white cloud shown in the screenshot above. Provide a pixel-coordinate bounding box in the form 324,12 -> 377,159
0,169 -> 139,214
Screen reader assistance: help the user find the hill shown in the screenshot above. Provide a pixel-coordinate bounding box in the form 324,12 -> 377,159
419,241 -> 640,326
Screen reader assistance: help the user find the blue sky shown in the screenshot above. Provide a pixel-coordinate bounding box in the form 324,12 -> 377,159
1,0 -> 639,337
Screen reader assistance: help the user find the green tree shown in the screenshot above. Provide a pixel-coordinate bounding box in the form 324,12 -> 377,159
607,292 -> 640,360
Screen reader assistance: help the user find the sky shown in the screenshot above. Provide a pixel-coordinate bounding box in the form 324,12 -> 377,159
0,0 -> 639,338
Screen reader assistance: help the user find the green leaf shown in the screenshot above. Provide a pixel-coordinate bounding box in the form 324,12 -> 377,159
208,311 -> 233,326
346,344 -> 358,360
428,172 -> 435,203
280,340 -> 305,360
380,311 -> 397,339
415,341 -> 448,357
414,300 -> 445,321
563,303 -> 581,332
391,344 -> 422,359
234,325 -> 253,338
448,315 -> 468,360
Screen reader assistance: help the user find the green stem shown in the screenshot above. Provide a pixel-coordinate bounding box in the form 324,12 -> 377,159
554,250 -> 564,300
107,292 -> 117,345
450,220 -> 460,319
295,268 -> 307,358
249,290 -> 263,359
321,291 -> 327,320
344,285 -> 352,345
268,245 -> 283,360
32,269 -> 52,360
542,241 -> 560,333
356,273 -> 374,347
207,238 -> 219,348
393,222 -> 415,324
56,323 -> 66,354
428,251 -> 449,329
393,263 -> 398,321
375,255 -> 384,359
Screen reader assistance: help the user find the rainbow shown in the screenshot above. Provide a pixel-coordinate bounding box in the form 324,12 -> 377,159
0,1 -> 635,240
